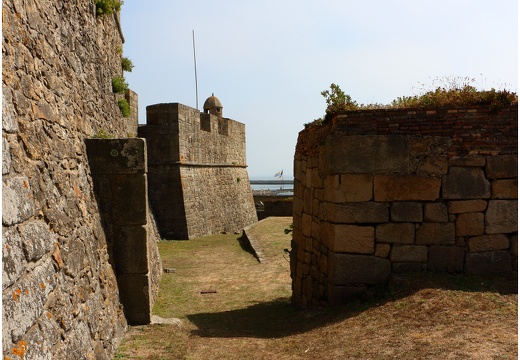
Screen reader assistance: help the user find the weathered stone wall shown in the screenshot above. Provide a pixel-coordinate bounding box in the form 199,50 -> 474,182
139,103 -> 258,239
254,198 -> 294,220
292,105 -> 517,307
86,138 -> 162,325
3,1 -> 133,358
125,89 -> 139,137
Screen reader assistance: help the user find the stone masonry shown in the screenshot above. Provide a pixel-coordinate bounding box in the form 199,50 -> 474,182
86,138 -> 162,325
139,103 -> 258,239
2,1 -> 143,358
291,105 -> 517,307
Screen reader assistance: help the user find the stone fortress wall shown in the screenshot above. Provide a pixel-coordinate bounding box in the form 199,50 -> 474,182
291,105 -> 518,307
139,103 -> 258,239
2,1 -> 153,358
3,2 -> 258,358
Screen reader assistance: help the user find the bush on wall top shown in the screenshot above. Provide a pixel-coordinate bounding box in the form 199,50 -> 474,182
319,77 -> 518,123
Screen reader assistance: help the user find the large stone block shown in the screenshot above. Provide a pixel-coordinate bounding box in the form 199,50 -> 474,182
389,245 -> 428,262
110,173 -> 148,226
424,203 -> 449,222
485,155 -> 517,179
485,200 -> 517,234
390,202 -> 423,222
112,225 -> 149,274
324,174 -> 373,202
416,222 -> 456,245
86,138 -> 147,175
375,223 -> 415,244
449,157 -> 486,167
331,254 -> 390,285
18,220 -> 55,262
491,179 -> 517,199
465,251 -> 512,274
442,167 -> 490,199
374,175 -> 440,201
325,202 -> 388,223
325,135 -> 409,174
321,222 -> 374,254
2,259 -> 56,343
467,234 -> 510,252
448,200 -> 488,214
375,243 -> 391,258
20,318 -> 58,360
2,176 -> 35,226
301,213 -> 312,237
427,246 -> 465,272
117,274 -> 152,325
2,227 -> 25,290
455,212 -> 484,237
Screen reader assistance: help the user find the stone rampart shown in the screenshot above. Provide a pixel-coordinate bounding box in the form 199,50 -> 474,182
2,1 -> 138,358
292,105 -> 518,307
139,103 -> 258,239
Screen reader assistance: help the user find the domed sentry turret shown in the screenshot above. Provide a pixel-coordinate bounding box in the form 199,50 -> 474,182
203,93 -> 223,119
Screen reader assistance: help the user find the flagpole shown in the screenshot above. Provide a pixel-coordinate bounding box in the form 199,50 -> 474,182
192,30 -> 199,110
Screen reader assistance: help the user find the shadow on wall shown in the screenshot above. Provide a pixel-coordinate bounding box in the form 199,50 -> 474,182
85,138 -> 162,325
187,272 -> 517,339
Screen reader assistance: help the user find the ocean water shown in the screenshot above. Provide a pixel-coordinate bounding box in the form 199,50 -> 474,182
250,184 -> 293,191
249,177 -> 294,193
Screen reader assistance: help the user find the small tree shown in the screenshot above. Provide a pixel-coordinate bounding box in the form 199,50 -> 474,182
321,83 -> 358,119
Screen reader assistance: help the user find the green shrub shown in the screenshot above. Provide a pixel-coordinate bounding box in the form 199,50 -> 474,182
318,77 -> 517,122
121,57 -> 134,72
321,83 -> 358,119
118,98 -> 130,117
96,0 -> 122,16
111,76 -> 128,93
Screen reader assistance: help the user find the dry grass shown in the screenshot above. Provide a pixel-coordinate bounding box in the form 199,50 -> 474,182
115,217 -> 517,359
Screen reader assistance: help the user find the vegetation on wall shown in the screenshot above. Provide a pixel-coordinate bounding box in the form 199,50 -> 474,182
317,77 -> 518,124
118,98 -> 130,117
91,128 -> 114,139
111,76 -> 128,94
321,83 -> 359,115
95,0 -> 122,16
121,57 -> 134,72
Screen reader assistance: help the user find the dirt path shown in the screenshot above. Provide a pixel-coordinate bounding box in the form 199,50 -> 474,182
115,217 -> 517,359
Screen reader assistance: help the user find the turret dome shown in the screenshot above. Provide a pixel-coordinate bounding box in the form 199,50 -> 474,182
203,93 -> 223,118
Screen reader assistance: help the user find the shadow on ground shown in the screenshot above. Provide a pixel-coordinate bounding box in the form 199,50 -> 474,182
187,272 -> 517,339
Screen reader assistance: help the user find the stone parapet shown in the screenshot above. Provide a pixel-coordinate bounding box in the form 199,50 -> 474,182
292,105 -> 517,307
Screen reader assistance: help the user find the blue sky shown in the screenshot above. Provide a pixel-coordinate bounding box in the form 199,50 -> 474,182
121,0 -> 518,178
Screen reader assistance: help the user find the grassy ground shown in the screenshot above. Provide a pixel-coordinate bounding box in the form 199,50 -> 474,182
115,217 -> 517,359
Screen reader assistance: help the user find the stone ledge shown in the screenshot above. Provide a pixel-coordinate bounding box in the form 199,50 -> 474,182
239,221 -> 267,263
